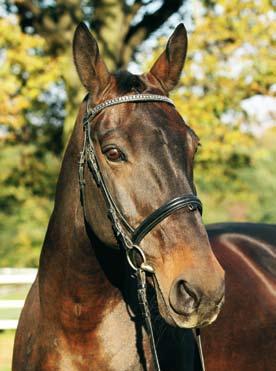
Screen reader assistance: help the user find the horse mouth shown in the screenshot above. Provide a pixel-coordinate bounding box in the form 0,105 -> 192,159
152,276 -> 224,329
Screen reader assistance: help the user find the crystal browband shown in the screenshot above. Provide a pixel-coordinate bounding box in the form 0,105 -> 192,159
85,94 -> 174,122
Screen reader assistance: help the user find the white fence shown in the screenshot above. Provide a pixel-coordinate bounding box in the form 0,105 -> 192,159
0,268 -> 37,330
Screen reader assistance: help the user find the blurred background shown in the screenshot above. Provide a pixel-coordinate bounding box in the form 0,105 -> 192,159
0,0 -> 275,370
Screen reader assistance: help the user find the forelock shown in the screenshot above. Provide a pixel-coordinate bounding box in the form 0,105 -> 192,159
114,71 -> 146,94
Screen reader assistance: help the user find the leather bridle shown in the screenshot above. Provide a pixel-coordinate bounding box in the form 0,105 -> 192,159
78,93 -> 205,371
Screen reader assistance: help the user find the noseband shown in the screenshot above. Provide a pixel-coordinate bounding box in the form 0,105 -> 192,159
78,94 -> 205,371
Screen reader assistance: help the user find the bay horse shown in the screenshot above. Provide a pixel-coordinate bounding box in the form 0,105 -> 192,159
203,222 -> 276,370
12,23 -> 275,370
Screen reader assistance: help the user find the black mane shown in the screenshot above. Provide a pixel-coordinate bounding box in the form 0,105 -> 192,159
114,71 -> 146,94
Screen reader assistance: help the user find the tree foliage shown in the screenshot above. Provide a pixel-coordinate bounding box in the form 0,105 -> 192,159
172,0 -> 275,222
0,0 -> 275,267
239,127 -> 276,223
8,0 -> 187,140
0,16 -> 62,266
0,1 -> 188,266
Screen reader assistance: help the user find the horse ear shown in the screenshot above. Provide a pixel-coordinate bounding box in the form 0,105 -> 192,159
73,22 -> 110,95
149,24 -> 188,92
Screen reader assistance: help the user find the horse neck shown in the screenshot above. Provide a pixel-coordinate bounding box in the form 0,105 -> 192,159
38,100 -> 125,315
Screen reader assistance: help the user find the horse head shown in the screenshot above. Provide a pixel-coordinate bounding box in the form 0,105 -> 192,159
73,22 -> 225,329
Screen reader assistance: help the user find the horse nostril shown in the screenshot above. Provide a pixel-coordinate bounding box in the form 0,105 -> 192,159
178,280 -> 195,300
169,277 -> 200,315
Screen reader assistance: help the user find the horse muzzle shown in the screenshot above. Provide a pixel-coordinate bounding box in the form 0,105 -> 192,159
153,268 -> 225,329
168,275 -> 225,327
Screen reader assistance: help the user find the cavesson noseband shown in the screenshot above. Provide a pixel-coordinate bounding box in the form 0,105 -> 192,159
78,93 -> 205,371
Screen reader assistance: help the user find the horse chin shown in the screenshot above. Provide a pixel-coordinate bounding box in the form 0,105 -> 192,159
158,302 -> 222,329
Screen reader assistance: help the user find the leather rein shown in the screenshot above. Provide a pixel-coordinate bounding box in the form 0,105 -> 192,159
78,93 -> 205,371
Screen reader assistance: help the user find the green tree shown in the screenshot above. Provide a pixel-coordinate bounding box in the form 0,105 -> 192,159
239,127 -> 276,223
9,0 -> 187,140
0,1 -> 188,266
0,0 -> 275,267
172,0 -> 275,222
0,16 -> 61,266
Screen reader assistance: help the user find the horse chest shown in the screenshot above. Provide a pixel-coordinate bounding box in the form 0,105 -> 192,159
44,300 -> 153,371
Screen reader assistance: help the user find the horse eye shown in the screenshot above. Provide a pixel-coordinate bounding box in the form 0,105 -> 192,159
103,147 -> 125,162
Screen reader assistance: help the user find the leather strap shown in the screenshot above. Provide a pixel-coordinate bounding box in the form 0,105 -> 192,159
132,195 -> 202,244
137,269 -> 161,371
85,94 -> 174,122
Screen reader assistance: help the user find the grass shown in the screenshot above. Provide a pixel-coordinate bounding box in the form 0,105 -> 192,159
0,330 -> 15,371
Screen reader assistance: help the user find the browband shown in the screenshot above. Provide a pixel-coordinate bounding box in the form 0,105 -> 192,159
85,94 -> 174,122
